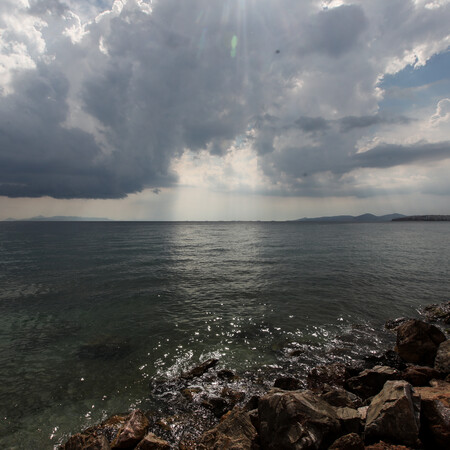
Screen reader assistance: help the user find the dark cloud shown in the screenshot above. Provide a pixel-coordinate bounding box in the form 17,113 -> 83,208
294,116 -> 330,133
339,114 -> 413,132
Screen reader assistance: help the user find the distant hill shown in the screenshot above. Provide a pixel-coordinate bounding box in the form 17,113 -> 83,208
392,215 -> 450,221
4,215 -> 112,222
295,213 -> 405,223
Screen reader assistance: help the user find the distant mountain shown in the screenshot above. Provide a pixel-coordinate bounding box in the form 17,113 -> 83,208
392,215 -> 450,221
4,215 -> 112,222
295,213 -> 405,223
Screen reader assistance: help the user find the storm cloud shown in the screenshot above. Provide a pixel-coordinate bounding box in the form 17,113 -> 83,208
1,0 -> 450,199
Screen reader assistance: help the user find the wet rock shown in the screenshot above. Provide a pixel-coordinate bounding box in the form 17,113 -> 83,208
135,432 -> 170,450
258,389 -> 340,449
217,369 -> 236,380
221,387 -> 245,404
328,432 -> 364,450
288,349 -> 305,357
365,442 -> 412,449
181,358 -> 219,379
401,365 -> 442,386
434,340 -> 450,373
273,376 -> 301,391
320,387 -> 363,408
111,410 -> 149,449
335,407 -> 362,434
201,396 -> 230,418
363,350 -> 406,371
307,362 -> 351,390
244,395 -> 260,411
63,433 -> 111,450
364,380 -> 420,447
345,366 -> 400,399
181,387 -> 202,401
385,318 -> 410,331
197,406 -> 258,450
415,381 -> 450,449
420,301 -> 450,324
395,319 -> 446,366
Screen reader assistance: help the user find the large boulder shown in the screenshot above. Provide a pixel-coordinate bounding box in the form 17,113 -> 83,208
401,365 -> 442,386
415,381 -> 450,449
258,390 -> 341,449
111,410 -> 149,449
395,319 -> 446,366
364,381 -> 420,447
345,366 -> 400,399
197,406 -> 258,450
320,387 -> 363,408
434,340 -> 450,374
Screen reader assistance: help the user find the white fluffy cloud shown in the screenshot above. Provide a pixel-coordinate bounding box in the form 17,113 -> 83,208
0,0 -> 449,199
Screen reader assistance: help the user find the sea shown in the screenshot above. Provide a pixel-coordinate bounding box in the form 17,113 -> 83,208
0,221 -> 448,448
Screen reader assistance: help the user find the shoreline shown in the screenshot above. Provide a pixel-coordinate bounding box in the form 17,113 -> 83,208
60,302 -> 450,449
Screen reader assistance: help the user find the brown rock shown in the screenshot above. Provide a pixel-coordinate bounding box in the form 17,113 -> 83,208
365,442 -> 412,449
181,358 -> 219,379
63,433 -> 111,450
258,389 -> 340,449
434,340 -> 450,374
364,381 -> 420,447
345,366 -> 400,399
401,365 -> 442,386
335,407 -> 362,434
415,381 -> 450,449
329,432 -> 364,450
217,369 -> 236,380
421,301 -> 450,324
201,396 -> 230,418
320,387 -> 363,408
395,319 -> 446,366
273,376 -> 301,391
307,363 -> 351,390
111,410 -> 149,449
197,406 -> 258,450
135,432 -> 170,450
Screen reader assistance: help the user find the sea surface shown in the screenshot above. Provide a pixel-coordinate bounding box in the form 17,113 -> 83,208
0,221 -> 448,448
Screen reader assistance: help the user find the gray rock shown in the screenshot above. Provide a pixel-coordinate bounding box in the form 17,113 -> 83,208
345,366 -> 400,399
364,380 -> 420,447
434,340 -> 450,374
258,389 -> 341,449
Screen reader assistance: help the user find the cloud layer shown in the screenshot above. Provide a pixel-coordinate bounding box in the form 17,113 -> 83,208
0,0 -> 449,199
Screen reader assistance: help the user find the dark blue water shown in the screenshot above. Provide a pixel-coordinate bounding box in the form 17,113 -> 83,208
0,221 -> 448,448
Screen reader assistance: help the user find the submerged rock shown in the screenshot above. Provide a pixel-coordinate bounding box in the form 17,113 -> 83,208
180,358 -> 219,379
364,381 -> 420,447
420,301 -> 450,324
258,389 -> 341,449
197,406 -> 258,450
77,340 -> 131,360
395,319 -> 446,366
434,340 -> 450,374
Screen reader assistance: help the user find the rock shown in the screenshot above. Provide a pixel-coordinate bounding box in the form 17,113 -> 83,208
328,432 -> 364,450
197,406 -> 258,450
181,358 -> 219,379
221,387 -> 245,404
201,396 -> 230,418
401,365 -> 442,386
320,387 -> 363,408
345,366 -> 400,399
395,319 -> 446,366
135,432 -> 170,450
181,387 -> 202,401
363,350 -> 406,371
364,380 -> 420,447
385,318 -> 410,331
274,376 -> 301,391
258,389 -> 341,449
415,381 -> 450,449
307,363 -> 351,390
335,407 -> 362,434
63,433 -> 111,450
111,410 -> 149,449
365,442 -> 412,449
420,301 -> 450,324
217,369 -> 236,380
434,340 -> 450,373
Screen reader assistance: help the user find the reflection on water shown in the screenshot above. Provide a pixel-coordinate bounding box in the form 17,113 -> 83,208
0,221 -> 448,447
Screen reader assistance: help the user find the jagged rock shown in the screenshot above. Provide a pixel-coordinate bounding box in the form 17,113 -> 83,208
363,350 -> 406,371
415,381 -> 450,449
345,366 -> 400,399
221,387 -> 245,405
320,387 -> 363,408
135,432 -> 170,450
329,432 -> 364,450
258,389 -> 341,449
197,406 -> 258,450
364,380 -> 420,447
365,442 -> 412,449
385,318 -> 410,331
434,340 -> 450,373
401,365 -> 442,386
307,363 -> 351,390
395,319 -> 446,366
420,301 -> 450,324
335,407 -> 361,434
63,433 -> 111,450
217,369 -> 236,380
202,396 -> 230,418
111,410 -> 149,449
181,358 -> 219,379
274,376 -> 301,390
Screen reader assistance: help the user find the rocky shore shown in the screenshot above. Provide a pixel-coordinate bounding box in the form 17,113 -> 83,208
62,302 -> 450,450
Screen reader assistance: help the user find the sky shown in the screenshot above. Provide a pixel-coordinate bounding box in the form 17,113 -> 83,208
0,0 -> 449,220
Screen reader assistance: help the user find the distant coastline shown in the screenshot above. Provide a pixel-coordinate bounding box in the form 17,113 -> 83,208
3,215 -> 112,222
392,215 -> 450,221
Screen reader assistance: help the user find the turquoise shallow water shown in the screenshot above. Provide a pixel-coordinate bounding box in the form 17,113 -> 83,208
0,221 -> 448,448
